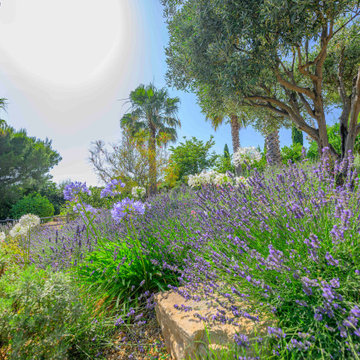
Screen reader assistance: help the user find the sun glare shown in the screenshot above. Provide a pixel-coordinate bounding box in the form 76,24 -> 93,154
0,0 -> 128,87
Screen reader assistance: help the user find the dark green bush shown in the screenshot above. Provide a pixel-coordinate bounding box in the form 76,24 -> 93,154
0,265 -> 110,359
38,181 -> 65,215
10,193 -> 54,219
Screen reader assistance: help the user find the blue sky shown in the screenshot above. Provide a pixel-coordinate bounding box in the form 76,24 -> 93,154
0,0 -> 306,186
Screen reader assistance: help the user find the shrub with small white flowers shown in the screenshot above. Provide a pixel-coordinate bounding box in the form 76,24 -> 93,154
233,146 -> 262,167
131,186 -> 146,199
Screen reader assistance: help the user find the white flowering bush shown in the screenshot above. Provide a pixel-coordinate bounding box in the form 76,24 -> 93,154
7,214 -> 41,265
0,232 -> 5,243
9,223 -> 27,238
188,170 -> 248,188
131,186 -> 146,199
214,173 -> 232,186
235,176 -> 248,187
187,170 -> 217,188
19,214 -> 41,231
233,146 -> 262,167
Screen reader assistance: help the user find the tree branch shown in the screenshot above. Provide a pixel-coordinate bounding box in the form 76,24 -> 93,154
298,93 -> 316,119
244,94 -> 319,141
332,9 -> 360,37
275,68 -> 315,100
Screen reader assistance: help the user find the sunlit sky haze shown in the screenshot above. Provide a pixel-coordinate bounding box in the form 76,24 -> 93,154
0,0 -> 326,186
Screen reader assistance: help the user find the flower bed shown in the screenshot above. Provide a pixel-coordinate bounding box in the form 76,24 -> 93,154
1,152 -> 360,359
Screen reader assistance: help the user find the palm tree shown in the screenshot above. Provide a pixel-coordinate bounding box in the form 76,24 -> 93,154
197,87 -> 246,154
265,128 -> 282,166
120,84 -> 180,195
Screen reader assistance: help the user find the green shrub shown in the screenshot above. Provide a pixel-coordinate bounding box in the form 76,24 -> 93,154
213,154 -> 235,174
168,136 -> 217,180
74,235 -> 178,313
281,143 -> 303,164
0,265 -> 110,359
38,181 -> 65,215
10,193 -> 54,219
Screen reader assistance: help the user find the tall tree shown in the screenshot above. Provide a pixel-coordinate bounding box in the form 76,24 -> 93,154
120,84 -> 180,194
0,125 -> 61,218
223,144 -> 230,159
292,125 -> 304,146
89,129 -> 168,186
196,87 -> 246,153
168,136 -> 216,180
163,0 -> 360,159
265,129 -> 282,166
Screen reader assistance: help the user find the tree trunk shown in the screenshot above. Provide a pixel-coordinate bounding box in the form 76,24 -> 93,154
345,66 -> 360,157
148,131 -> 157,195
230,114 -> 241,175
265,129 -> 282,166
230,115 -> 240,152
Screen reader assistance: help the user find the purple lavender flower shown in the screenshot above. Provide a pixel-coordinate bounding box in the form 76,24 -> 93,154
63,181 -> 91,201
115,316 -> 124,326
350,305 -> 360,318
330,278 -> 340,289
314,311 -> 323,321
267,326 -> 286,339
325,252 -> 339,266
234,333 -> 249,347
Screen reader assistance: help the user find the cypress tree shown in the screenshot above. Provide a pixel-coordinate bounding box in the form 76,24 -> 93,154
224,143 -> 230,159
292,125 -> 303,145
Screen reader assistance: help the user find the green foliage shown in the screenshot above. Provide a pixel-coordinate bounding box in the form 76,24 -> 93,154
120,83 -> 181,194
168,136 -> 217,180
84,186 -> 118,209
37,181 -> 65,215
163,0 -> 360,157
291,126 -> 303,146
281,143 -> 303,164
0,265 -> 110,359
75,235 -> 178,313
213,154 -> 235,174
10,193 -> 54,219
307,123 -> 360,160
0,125 -> 61,219
224,144 -> 230,159
323,21 -> 360,106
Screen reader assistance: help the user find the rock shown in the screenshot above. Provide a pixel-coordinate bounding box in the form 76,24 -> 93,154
155,290 -> 270,360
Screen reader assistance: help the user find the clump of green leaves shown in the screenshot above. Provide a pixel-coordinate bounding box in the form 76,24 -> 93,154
0,265 -> 110,359
213,144 -> 235,174
74,235 -> 178,314
168,136 -> 217,181
0,124 -> 61,219
281,143 -> 303,164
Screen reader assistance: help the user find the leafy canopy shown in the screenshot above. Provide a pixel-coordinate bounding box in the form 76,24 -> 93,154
0,124 -> 61,218
163,0 -> 360,157
168,136 -> 216,180
120,83 -> 181,144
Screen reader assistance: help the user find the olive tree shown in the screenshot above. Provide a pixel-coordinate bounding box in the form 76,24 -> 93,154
163,0 -> 360,159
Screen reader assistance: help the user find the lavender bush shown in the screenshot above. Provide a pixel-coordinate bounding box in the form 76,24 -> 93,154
4,152 -> 360,358
175,150 -> 360,358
